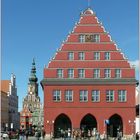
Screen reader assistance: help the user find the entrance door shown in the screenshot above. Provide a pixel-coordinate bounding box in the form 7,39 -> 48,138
54,114 -> 72,138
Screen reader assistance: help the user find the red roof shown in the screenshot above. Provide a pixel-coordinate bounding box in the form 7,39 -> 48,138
0,80 -> 10,94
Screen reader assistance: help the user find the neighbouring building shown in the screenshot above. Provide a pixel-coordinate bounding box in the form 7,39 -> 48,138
0,90 -> 9,131
20,59 -> 44,130
1,74 -> 19,130
20,107 -> 32,130
41,7 -> 138,138
32,103 -> 44,130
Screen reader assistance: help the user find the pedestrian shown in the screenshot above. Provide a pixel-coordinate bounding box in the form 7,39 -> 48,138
35,131 -> 40,140
87,130 -> 91,140
19,130 -> 23,140
22,129 -> 25,140
25,130 -> 29,140
42,129 -> 46,140
136,132 -> 139,140
95,130 -> 100,140
9,131 -> 12,140
64,130 -> 68,140
117,131 -> 122,140
67,129 -> 71,140
16,129 -> 20,140
61,129 -> 64,139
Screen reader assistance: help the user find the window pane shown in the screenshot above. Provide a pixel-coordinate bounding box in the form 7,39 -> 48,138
68,69 -> 74,78
79,35 -> 85,42
68,52 -> 74,60
105,52 -> 110,60
78,52 -> 85,60
92,90 -> 100,102
104,69 -> 111,78
118,90 -> 126,102
53,90 -> 61,101
57,69 -> 63,78
94,52 -> 100,60
106,90 -> 114,102
80,90 -> 88,102
115,69 -> 121,78
93,69 -> 100,78
65,90 -> 73,102
78,69 -> 85,78
93,34 -> 100,42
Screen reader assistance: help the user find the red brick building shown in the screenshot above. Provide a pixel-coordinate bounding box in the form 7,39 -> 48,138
41,8 -> 137,138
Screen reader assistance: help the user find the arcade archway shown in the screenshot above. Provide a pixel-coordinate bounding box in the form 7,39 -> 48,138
80,113 -> 97,132
107,114 -> 123,137
54,114 -> 72,138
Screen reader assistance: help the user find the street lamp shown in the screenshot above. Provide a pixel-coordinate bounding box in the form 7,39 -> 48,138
128,120 -> 136,136
47,120 -> 54,139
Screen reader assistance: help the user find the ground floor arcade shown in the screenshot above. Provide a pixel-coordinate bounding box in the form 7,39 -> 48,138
44,108 -> 135,138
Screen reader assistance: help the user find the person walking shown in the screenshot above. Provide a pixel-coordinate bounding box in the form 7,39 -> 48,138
42,129 -> 46,140
95,130 -> 100,140
87,130 -> 91,140
8,131 -> 12,140
25,130 -> 29,140
16,129 -> 20,140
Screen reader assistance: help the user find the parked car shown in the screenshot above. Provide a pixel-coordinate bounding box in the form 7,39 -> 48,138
1,131 -> 9,139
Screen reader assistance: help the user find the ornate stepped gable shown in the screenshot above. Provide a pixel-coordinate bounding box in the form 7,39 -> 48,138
44,8 -> 135,80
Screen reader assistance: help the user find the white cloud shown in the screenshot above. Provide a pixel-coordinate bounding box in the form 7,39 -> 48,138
130,60 -> 139,71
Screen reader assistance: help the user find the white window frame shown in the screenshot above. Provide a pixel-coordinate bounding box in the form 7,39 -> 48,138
93,34 -> 100,42
68,52 -> 74,60
106,90 -> 114,102
105,52 -> 110,60
68,69 -> 74,78
94,52 -> 100,60
80,90 -> 88,102
118,90 -> 127,102
115,69 -> 121,78
78,52 -> 85,60
93,69 -> 100,78
104,69 -> 111,78
79,34 -> 85,42
92,90 -> 100,102
78,69 -> 85,78
65,90 -> 73,102
53,90 -> 61,102
57,69 -> 63,78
